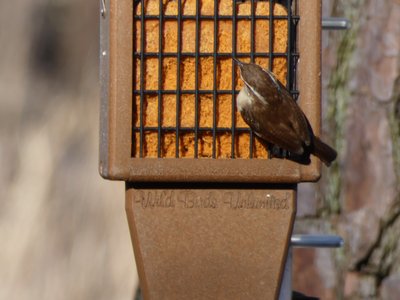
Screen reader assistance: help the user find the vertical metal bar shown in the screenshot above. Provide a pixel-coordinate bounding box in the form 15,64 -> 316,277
249,0 -> 255,158
267,0 -> 274,160
278,247 -> 292,300
139,0 -> 145,158
250,0 -> 255,63
292,0 -> 299,100
212,0 -> 218,158
231,1 -> 237,158
294,0 -> 299,101
287,0 -> 292,92
175,0 -> 182,158
131,2 -> 135,157
158,0 -> 163,157
194,0 -> 200,158
268,0 -> 274,72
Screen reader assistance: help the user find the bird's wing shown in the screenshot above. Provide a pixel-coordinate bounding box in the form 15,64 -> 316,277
257,71 -> 311,147
240,102 -> 306,155
278,87 -> 311,147
240,65 -> 312,153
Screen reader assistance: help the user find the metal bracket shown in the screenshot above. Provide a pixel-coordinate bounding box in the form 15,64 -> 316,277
101,0 -> 106,17
279,234 -> 344,299
291,234 -> 344,248
322,17 -> 351,30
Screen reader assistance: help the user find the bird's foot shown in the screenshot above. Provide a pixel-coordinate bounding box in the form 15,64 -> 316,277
267,145 -> 288,159
266,143 -> 312,165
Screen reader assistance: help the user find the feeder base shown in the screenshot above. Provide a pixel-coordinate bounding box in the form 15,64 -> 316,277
125,184 -> 296,300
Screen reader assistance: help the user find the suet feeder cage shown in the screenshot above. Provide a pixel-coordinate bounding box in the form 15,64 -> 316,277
100,0 -> 323,299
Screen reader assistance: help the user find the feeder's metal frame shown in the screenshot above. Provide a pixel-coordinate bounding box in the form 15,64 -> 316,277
278,234 -> 344,300
322,17 -> 351,30
99,0 -> 323,183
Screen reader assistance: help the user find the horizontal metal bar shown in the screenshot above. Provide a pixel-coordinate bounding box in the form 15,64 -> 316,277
133,89 -> 238,95
134,15 -> 299,21
133,52 -> 298,58
132,126 -> 252,132
291,234 -> 344,248
322,17 -> 351,30
133,89 -> 299,95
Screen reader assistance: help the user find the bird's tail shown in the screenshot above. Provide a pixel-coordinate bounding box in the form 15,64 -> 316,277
312,137 -> 337,166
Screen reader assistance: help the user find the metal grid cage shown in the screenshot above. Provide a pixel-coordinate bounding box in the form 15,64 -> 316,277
132,0 -> 299,159
99,0 -> 322,182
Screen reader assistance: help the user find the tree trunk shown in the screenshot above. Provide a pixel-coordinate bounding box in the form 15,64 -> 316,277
295,0 -> 400,299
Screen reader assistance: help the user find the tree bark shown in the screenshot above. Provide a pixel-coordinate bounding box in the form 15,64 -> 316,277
295,0 -> 400,299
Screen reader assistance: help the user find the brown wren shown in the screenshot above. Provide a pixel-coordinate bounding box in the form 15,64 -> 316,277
234,58 -> 337,166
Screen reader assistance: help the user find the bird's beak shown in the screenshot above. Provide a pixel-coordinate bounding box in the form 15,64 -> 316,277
232,57 -> 244,67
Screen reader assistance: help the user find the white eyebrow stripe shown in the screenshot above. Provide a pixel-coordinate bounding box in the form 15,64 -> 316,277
261,67 -> 281,92
244,82 -> 268,105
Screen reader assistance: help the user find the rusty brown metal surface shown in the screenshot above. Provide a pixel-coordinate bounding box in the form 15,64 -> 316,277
126,184 -> 297,299
99,0 -> 322,183
297,0 -> 322,180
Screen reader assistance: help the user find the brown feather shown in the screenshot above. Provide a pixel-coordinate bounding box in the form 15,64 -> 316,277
235,59 -> 337,166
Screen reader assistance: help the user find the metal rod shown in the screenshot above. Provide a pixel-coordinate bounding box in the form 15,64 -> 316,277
279,247 -> 292,300
134,15 -> 295,21
268,0 -> 274,71
101,0 -> 106,17
139,0 -> 145,158
175,0 -> 182,158
134,51 -> 292,58
133,126 -> 251,133
286,0 -> 292,91
231,2 -> 237,158
291,234 -> 344,248
194,0 -> 200,158
133,89 -> 239,95
212,0 -> 218,159
249,0 -> 255,158
322,17 -> 351,30
157,0 -> 163,158
281,234 -> 344,299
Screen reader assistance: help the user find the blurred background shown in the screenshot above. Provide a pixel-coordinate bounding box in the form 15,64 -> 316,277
0,0 -> 138,299
0,0 -> 399,299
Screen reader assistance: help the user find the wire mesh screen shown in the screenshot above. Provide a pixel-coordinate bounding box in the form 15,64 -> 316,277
132,0 -> 298,158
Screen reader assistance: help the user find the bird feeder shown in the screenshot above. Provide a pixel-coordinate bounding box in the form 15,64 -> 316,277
100,0 -> 322,299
